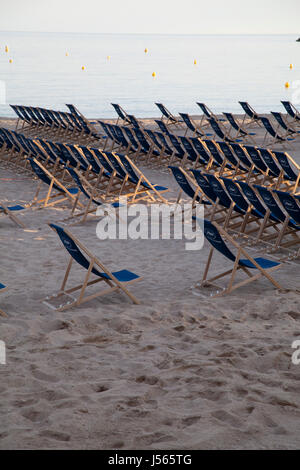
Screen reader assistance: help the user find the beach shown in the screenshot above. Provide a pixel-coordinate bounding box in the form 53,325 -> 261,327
1,115 -> 300,450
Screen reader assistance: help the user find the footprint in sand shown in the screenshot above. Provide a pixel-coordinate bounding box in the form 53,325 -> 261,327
40,430 -> 70,442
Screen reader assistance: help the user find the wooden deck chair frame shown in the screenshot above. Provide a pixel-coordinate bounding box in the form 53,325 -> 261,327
199,220 -> 283,297
155,103 -> 185,130
67,167 -> 122,223
0,203 -> 26,228
113,153 -> 169,204
238,102 -> 263,128
29,158 -> 83,208
46,224 -> 141,310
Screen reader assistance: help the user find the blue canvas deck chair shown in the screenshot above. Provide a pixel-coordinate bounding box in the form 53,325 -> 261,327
196,218 -> 283,297
208,118 -> 243,143
45,223 -> 141,310
0,202 -> 26,228
271,112 -> 300,138
29,158 -> 81,208
196,102 -> 226,128
222,113 -> 257,143
238,102 -> 262,128
0,282 -> 8,317
66,167 -> 122,223
111,103 -> 131,126
260,117 -> 295,148
112,153 -> 169,203
281,101 -> 300,125
272,150 -> 300,194
155,103 -> 184,129
254,184 -> 300,251
169,166 -> 209,206
179,113 -> 212,137
65,104 -> 104,142
127,114 -> 142,129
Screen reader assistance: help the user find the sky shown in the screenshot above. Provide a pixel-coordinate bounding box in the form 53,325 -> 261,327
0,0 -> 299,35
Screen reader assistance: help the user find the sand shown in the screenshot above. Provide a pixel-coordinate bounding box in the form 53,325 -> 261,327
0,115 -> 300,449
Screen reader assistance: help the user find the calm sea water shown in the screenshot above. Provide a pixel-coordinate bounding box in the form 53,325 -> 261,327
0,32 -> 299,118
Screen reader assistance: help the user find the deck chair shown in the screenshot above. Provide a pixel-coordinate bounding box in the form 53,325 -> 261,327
45,223 -> 141,310
113,153 -> 169,202
29,158 -> 81,208
169,166 -> 208,205
179,113 -> 213,137
196,102 -> 226,128
222,113 -> 257,143
208,118 -> 243,143
271,112 -> 300,137
274,190 -> 300,226
196,218 -> 283,297
65,104 -> 104,142
155,103 -> 184,129
0,203 -> 26,228
260,117 -> 295,147
127,114 -> 142,129
281,101 -> 300,125
0,282 -> 8,317
254,184 -> 300,250
238,102 -> 262,127
111,103 -> 131,126
272,151 -> 300,194
66,167 -> 122,223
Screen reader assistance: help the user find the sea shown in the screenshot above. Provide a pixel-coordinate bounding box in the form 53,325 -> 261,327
0,31 -> 299,119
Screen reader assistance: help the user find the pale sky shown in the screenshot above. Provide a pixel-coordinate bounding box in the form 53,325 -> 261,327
0,0 -> 299,35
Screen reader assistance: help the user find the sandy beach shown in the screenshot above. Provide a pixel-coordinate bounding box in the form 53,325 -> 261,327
1,115 -> 300,450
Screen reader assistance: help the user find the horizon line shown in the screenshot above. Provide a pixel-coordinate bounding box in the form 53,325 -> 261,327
0,30 -> 299,36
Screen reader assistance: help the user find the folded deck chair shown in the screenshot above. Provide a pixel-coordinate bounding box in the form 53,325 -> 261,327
260,117 -> 295,147
29,158 -> 81,208
0,200 -> 27,228
45,223 -> 141,310
238,102 -> 262,128
0,282 -> 8,317
155,103 -> 184,129
196,218 -> 283,297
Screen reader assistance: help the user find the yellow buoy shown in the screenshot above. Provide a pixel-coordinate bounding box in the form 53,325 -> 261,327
81,65 -> 85,70
194,59 -> 197,65
152,72 -> 156,77
5,45 -> 8,53
9,59 -> 13,63
290,63 -> 293,69
285,82 -> 290,88
144,48 -> 148,53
